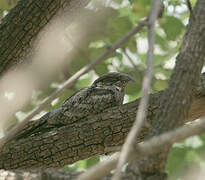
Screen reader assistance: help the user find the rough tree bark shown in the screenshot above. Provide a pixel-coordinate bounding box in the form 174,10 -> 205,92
0,0 -> 205,180
0,0 -> 89,76
0,74 -> 205,170
129,0 -> 205,178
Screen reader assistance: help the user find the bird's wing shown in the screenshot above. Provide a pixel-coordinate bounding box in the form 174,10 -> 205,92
49,86 -> 119,124
15,87 -> 119,140
15,112 -> 51,140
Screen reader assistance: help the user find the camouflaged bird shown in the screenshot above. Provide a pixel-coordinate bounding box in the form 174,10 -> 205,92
16,72 -> 134,139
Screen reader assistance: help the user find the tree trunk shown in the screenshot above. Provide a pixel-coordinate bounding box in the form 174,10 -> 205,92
0,0 -> 89,76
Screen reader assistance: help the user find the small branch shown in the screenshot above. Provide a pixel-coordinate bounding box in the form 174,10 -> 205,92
78,117 -> 205,180
0,18 -> 147,149
124,51 -> 138,71
187,0 -> 195,19
112,1 -> 162,179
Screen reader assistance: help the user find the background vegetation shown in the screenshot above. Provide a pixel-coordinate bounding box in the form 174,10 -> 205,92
1,0 -> 203,179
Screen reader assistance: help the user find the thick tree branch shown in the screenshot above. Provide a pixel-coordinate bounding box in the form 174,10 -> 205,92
1,116 -> 205,180
79,117 -> 205,180
0,0 -> 89,76
78,118 -> 205,180
1,1 -> 205,180
0,18 -> 147,150
0,73 -> 204,169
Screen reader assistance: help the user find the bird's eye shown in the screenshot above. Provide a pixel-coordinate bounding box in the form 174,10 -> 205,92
97,82 -> 103,87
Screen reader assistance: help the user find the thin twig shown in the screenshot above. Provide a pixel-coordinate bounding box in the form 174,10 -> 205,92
0,18 -> 147,149
187,0 -> 195,19
112,1 -> 162,180
124,50 -> 138,70
78,118 -> 205,180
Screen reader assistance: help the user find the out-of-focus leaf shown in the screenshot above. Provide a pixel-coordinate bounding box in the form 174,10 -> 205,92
166,147 -> 187,179
155,33 -> 169,51
132,0 -> 151,17
76,77 -> 92,89
199,134 -> 205,142
116,52 -> 123,61
126,37 -> 137,53
155,67 -> 172,79
95,63 -> 109,76
154,55 -> 167,66
112,0 -> 124,4
70,57 -> 88,73
159,16 -> 185,41
137,53 -> 146,66
64,156 -> 100,171
88,47 -> 107,60
85,156 -> 100,169
119,7 -> 139,24
153,79 -> 168,91
124,71 -> 142,95
125,81 -> 141,95
47,89 -> 75,111
106,16 -> 133,43
0,0 -> 20,17
186,150 -> 201,162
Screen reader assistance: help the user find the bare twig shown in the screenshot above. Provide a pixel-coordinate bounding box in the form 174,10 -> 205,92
0,18 -> 147,149
187,0 -> 195,19
78,118 -> 205,180
112,1 -> 162,179
124,51 -> 138,71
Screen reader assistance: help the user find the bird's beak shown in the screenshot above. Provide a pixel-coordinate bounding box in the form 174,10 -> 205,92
128,76 -> 136,82
124,74 -> 136,83
121,75 -> 135,88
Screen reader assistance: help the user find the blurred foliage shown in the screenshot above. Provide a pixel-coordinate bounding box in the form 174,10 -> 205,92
166,134 -> 205,179
1,0 -> 204,179
0,0 -> 17,17
64,156 -> 100,171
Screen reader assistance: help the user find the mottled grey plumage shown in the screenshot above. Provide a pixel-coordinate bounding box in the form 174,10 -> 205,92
16,72 -> 134,139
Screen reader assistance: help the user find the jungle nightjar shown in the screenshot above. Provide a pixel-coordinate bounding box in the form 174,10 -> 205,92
16,72 -> 134,139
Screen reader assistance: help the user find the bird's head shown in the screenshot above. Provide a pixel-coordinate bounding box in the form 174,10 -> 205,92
91,72 -> 134,91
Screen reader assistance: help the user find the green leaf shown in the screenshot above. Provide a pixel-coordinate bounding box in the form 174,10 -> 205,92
155,33 -> 169,51
88,47 -> 107,60
76,77 -> 92,89
65,156 -> 100,171
125,81 -> 141,95
159,16 -> 185,41
116,52 -> 123,61
126,37 -> 137,53
112,0 -> 124,3
124,71 -> 142,95
154,55 -> 167,66
185,150 -> 201,162
132,0 -> 151,17
70,57 -> 88,73
118,7 -> 139,24
153,79 -> 168,91
166,147 -> 187,178
85,156 -> 100,169
106,16 -> 133,43
95,63 -> 109,76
